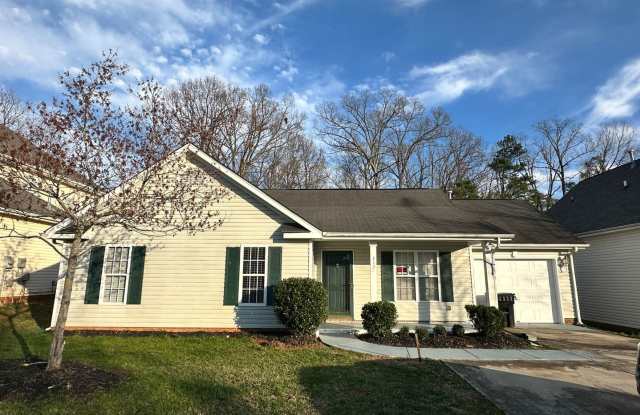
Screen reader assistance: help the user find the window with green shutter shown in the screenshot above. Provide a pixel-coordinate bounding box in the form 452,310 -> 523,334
223,247 -> 240,306
84,246 -> 105,304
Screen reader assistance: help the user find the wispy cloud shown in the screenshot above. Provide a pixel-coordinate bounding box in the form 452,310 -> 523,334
409,50 -> 547,104
587,57 -> 640,125
0,0 -> 314,92
392,0 -> 432,8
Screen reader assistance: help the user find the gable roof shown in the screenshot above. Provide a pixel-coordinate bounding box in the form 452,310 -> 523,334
0,178 -> 60,221
266,189 -> 582,244
550,159 -> 640,234
48,144 -> 323,238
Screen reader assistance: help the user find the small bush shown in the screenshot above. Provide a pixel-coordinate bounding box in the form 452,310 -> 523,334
274,278 -> 328,336
361,301 -> 398,339
432,325 -> 447,336
398,326 -> 411,339
452,324 -> 466,337
414,327 -> 428,341
465,304 -> 505,338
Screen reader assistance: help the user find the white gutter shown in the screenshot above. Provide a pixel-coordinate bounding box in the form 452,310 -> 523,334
0,207 -> 58,224
499,243 -> 590,250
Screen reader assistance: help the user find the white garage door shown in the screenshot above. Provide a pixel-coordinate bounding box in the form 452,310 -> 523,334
473,259 -> 561,323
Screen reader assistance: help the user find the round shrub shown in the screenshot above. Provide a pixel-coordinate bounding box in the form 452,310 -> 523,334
452,324 -> 466,337
398,326 -> 411,339
273,278 -> 328,336
432,325 -> 447,336
465,304 -> 505,338
361,301 -> 398,339
414,327 -> 429,341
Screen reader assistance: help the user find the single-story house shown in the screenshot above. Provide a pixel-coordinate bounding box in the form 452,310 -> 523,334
49,144 -> 587,330
550,158 -> 640,330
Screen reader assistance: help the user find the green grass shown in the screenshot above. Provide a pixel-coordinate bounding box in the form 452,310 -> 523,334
0,302 -> 501,414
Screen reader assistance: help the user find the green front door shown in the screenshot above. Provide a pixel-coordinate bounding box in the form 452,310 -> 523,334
323,251 -> 353,314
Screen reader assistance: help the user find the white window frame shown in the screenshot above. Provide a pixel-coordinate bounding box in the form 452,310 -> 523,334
98,245 -> 133,305
392,249 -> 442,302
237,245 -> 269,306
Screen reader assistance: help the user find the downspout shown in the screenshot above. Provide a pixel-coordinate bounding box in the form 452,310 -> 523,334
568,250 -> 583,325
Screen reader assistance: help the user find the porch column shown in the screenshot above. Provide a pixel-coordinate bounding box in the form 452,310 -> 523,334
482,241 -> 498,307
308,240 -> 314,279
369,241 -> 377,302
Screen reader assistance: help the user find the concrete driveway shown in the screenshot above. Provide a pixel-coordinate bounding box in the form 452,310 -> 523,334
449,325 -> 640,415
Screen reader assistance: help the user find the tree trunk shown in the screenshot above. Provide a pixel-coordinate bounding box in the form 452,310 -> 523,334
47,235 -> 81,372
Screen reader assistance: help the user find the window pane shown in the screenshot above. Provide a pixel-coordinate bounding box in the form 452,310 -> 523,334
417,252 -> 437,276
395,252 -> 414,275
241,247 -> 266,303
396,276 -> 415,301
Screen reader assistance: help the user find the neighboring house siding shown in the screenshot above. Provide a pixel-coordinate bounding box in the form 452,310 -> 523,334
574,228 -> 640,329
0,215 -> 60,298
63,164 -> 310,329
314,241 -> 473,323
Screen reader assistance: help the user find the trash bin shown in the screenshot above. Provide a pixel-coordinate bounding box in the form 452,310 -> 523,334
498,293 -> 517,328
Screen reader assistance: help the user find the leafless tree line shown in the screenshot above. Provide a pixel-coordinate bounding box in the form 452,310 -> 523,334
2,76 -> 638,202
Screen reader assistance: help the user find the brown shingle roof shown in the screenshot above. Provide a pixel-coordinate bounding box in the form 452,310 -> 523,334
265,189 -> 582,244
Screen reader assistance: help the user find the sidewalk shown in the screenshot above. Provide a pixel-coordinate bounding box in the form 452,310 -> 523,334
319,332 -> 595,361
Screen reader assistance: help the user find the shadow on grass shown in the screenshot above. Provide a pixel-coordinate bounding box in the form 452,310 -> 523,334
298,359 -> 501,415
175,378 -> 255,414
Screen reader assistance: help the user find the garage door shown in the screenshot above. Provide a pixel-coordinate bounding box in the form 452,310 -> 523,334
473,259 -> 561,323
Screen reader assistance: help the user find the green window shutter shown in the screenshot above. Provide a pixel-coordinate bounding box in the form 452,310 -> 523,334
266,247 -> 282,306
126,246 -> 146,304
439,252 -> 454,302
223,247 -> 241,306
381,251 -> 394,301
84,246 -> 105,304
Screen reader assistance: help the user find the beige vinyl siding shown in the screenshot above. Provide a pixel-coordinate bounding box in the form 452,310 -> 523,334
314,241 -> 473,323
574,228 -> 640,329
0,215 -> 60,297
63,159 -> 310,329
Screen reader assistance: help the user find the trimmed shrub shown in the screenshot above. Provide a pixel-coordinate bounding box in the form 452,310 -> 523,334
432,325 -> 447,336
452,324 -> 466,337
398,326 -> 411,339
274,278 -> 328,336
361,301 -> 398,339
465,304 -> 505,338
414,327 -> 428,341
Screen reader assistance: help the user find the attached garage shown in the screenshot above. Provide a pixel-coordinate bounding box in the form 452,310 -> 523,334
473,257 -> 564,324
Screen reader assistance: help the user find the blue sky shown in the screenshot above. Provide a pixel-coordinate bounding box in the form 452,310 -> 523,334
1,0 -> 640,145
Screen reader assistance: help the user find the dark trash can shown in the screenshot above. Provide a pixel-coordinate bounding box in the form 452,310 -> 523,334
498,293 -> 517,328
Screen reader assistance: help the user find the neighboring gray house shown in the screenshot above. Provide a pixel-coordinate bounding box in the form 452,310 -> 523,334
551,158 -> 640,330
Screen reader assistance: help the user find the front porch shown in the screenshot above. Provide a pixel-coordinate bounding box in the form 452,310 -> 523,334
310,239 -> 486,325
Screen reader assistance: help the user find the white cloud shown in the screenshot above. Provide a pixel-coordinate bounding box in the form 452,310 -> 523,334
392,0 -> 432,8
253,33 -> 269,45
381,51 -> 395,63
409,50 -> 546,104
587,57 -> 640,124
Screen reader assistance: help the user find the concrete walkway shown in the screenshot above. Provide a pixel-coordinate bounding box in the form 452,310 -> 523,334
319,332 -> 595,361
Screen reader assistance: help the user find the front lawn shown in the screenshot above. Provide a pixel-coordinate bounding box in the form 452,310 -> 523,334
0,302 -> 501,414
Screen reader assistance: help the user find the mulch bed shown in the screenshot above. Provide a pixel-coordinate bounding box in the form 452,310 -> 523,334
0,360 -> 126,401
358,332 -> 532,349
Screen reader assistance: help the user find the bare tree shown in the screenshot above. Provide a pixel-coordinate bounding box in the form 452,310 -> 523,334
167,77 -> 304,183
534,118 -> 588,196
317,88 -> 448,189
0,86 -> 27,131
582,122 -> 638,178
0,52 -> 226,371
410,128 -> 486,190
386,105 -> 449,188
257,133 -> 330,189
